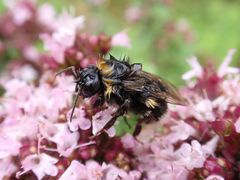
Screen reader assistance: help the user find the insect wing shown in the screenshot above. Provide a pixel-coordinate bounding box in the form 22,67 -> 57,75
123,71 -> 187,106
155,76 -> 187,105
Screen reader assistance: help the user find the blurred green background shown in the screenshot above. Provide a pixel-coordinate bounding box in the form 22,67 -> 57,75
1,0 -> 240,86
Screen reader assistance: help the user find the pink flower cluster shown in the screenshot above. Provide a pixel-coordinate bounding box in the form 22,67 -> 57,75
0,0 -> 129,73
120,49 -> 239,180
0,1 -> 136,179
0,1 -> 240,180
0,73 -> 139,179
0,0 -> 52,61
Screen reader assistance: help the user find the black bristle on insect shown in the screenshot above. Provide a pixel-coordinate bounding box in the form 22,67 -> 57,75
121,55 -> 130,62
109,54 -> 118,61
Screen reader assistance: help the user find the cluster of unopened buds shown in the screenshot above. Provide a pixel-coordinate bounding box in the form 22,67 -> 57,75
0,0 -> 240,180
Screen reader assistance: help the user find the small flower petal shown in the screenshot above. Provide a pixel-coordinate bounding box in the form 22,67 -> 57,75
92,107 -> 117,135
111,31 -> 131,48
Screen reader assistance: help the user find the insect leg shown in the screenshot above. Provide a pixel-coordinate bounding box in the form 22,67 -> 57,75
93,99 -> 130,137
69,88 -> 81,123
93,95 -> 105,108
133,118 -> 144,137
104,99 -> 130,129
90,115 -> 119,140
55,66 -> 78,79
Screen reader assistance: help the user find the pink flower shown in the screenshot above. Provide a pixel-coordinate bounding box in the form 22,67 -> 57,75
54,12 -> 85,32
23,46 -> 40,62
40,13 -> 84,63
40,33 -> 68,64
0,157 -> 17,180
212,96 -> 230,113
193,98 -> 215,122
234,117 -> 240,133
85,160 -> 104,180
1,115 -> 39,141
12,64 -> 39,82
17,153 -> 58,179
201,135 -> 219,156
144,165 -> 188,180
92,106 -> 117,137
220,77 -> 240,105
5,0 -> 33,26
67,107 -> 91,131
3,78 -> 33,101
0,2 -> 136,179
59,160 -> 88,180
205,175 -> 225,180
40,123 -> 80,157
121,133 -> 138,149
37,3 -> 56,28
218,49 -> 238,77
103,164 -> 141,180
20,75 -> 72,122
162,120 -> 197,144
175,138 -> 218,170
61,160 -> 139,180
182,56 -> 203,81
0,135 -> 21,159
111,30 -> 131,48
125,6 -> 142,23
